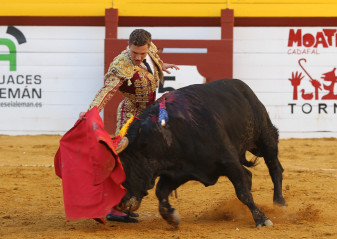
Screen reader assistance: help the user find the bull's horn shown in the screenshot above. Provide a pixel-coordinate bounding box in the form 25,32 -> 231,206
116,137 -> 129,154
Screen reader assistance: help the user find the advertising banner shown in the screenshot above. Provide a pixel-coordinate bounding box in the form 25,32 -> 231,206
234,27 -> 337,138
0,26 -> 105,135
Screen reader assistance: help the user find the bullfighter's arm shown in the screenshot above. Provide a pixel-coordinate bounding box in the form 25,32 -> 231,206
88,72 -> 124,112
148,42 -> 179,83
88,54 -> 134,112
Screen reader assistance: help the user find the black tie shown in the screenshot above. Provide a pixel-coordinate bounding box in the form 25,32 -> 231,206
143,59 -> 153,74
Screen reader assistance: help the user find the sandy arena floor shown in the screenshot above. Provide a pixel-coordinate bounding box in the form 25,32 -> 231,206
0,135 -> 336,238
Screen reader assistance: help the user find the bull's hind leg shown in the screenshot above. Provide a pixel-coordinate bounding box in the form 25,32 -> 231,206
258,126 -> 286,206
264,149 -> 285,206
156,175 -> 185,227
225,161 -> 273,227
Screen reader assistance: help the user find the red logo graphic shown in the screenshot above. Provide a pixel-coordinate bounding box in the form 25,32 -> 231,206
289,58 -> 337,100
288,29 -> 337,48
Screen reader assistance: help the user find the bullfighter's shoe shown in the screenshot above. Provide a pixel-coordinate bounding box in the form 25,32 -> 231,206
128,212 -> 139,217
106,213 -> 138,223
106,208 -> 138,223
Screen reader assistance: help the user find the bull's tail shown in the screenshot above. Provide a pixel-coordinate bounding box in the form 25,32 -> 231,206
241,156 -> 259,167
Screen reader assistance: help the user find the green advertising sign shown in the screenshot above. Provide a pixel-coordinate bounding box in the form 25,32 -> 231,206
0,38 -> 16,71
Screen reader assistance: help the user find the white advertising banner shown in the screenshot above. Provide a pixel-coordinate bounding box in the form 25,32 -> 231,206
0,26 -> 105,135
234,27 -> 337,138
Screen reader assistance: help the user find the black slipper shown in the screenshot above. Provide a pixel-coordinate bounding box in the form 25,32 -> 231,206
106,213 -> 138,223
127,212 -> 139,217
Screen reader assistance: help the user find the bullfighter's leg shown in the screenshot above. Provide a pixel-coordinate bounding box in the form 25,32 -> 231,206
258,129 -> 286,206
225,161 -> 273,227
156,175 -> 187,227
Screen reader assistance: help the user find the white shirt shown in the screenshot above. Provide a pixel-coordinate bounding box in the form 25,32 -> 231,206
141,54 -> 155,74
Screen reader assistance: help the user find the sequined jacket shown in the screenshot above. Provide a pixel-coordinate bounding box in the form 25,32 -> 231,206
89,42 -> 164,112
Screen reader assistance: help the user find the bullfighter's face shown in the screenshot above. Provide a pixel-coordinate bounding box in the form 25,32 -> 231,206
129,44 -> 149,66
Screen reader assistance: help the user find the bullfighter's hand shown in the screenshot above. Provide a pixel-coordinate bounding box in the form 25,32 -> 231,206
162,63 -> 180,74
78,112 -> 86,120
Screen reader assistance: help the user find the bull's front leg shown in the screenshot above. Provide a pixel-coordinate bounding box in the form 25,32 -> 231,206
155,175 -> 181,227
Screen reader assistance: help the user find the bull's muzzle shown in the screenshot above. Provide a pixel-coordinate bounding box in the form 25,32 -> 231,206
116,137 -> 129,154
115,196 -> 140,213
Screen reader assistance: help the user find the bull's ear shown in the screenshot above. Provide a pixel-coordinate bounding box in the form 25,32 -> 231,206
116,137 -> 129,154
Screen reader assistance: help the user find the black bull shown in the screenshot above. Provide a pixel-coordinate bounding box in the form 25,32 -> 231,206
115,79 -> 285,227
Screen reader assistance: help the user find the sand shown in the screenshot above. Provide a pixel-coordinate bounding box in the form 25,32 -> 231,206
0,135 -> 336,238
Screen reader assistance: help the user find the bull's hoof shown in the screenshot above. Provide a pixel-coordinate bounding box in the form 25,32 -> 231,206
274,201 -> 288,209
256,219 -> 273,228
160,208 -> 180,227
273,197 -> 286,207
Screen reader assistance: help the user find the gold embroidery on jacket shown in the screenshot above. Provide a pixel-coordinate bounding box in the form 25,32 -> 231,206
88,72 -> 124,112
119,64 -> 159,102
149,42 -> 164,84
106,51 -> 134,80
115,100 -> 147,135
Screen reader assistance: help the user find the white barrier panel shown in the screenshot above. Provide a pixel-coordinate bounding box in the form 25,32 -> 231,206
234,27 -> 337,138
0,26 -> 105,135
157,66 -> 205,99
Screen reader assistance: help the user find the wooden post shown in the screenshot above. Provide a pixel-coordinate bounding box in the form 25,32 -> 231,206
221,9 -> 234,40
220,8 -> 234,79
104,8 -> 123,135
104,8 -> 118,73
